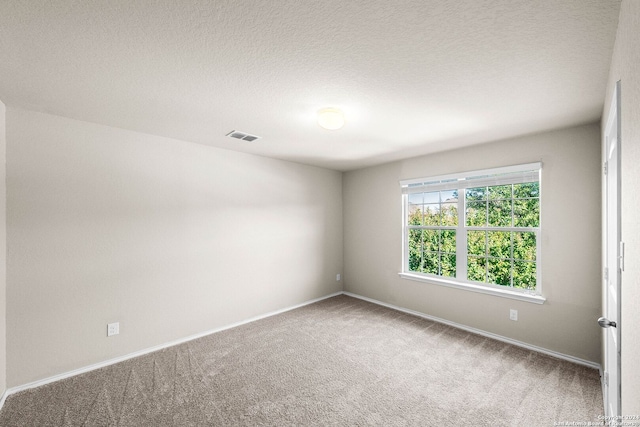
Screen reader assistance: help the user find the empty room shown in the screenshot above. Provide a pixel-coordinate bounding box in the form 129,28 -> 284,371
0,0 -> 638,426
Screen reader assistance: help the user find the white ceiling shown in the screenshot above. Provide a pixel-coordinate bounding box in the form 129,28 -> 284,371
0,1 -> 621,171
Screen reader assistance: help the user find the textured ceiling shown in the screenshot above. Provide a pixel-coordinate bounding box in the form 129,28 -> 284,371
0,1 -> 621,171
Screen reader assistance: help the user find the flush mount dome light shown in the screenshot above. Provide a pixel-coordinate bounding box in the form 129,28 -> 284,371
317,108 -> 345,130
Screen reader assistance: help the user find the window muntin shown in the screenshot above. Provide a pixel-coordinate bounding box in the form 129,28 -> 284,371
402,164 -> 541,294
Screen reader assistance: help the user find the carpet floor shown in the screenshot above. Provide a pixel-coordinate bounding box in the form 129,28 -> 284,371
0,295 -> 603,426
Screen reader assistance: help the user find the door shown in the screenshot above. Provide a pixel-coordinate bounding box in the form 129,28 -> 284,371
600,80 -> 621,418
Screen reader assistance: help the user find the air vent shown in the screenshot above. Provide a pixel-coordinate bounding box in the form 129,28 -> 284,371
226,130 -> 261,142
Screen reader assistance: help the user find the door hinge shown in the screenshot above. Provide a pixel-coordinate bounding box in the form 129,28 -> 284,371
604,371 -> 609,387
620,241 -> 625,272
604,161 -> 608,175
604,267 -> 609,281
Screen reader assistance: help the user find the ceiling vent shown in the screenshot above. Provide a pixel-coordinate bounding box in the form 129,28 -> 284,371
226,130 -> 261,142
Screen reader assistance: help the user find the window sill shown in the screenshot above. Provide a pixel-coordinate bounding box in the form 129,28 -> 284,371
398,272 -> 546,305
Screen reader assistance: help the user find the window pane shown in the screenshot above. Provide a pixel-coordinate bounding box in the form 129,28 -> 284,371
408,204 -> 423,225
467,231 -> 486,256
422,252 -> 439,275
467,256 -> 486,282
466,187 -> 486,201
488,231 -> 510,258
441,254 -> 456,277
488,185 -> 511,200
514,261 -> 536,290
513,182 -> 539,198
441,203 -> 458,226
514,199 -> 539,227
423,204 -> 440,226
408,192 -> 424,205
422,230 -> 439,253
441,230 -> 456,253
488,200 -> 512,227
488,258 -> 511,287
408,230 -> 422,272
423,191 -> 440,204
441,190 -> 458,203
513,232 -> 536,261
466,201 -> 486,226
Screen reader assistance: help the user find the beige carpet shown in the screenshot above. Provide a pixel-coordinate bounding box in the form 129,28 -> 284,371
0,295 -> 603,426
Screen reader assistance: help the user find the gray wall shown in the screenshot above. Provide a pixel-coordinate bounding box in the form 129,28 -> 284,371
0,99 -> 6,396
6,108 -> 343,387
603,0 -> 640,415
344,124 -> 602,363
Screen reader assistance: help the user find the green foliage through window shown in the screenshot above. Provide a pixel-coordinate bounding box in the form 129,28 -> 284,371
407,190 -> 458,277
405,178 -> 540,292
464,183 -> 539,290
465,230 -> 537,290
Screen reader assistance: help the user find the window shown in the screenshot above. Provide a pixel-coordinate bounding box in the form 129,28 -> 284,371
400,163 -> 543,303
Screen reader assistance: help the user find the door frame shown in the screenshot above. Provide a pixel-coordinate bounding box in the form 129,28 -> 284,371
603,79 -> 621,417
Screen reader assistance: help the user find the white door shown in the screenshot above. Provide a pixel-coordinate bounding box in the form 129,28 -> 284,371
600,80 -> 621,418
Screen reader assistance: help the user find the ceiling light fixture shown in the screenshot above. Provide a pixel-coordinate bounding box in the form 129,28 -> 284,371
317,108 -> 345,130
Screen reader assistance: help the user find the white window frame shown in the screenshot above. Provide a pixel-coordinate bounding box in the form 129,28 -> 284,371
399,163 -> 545,305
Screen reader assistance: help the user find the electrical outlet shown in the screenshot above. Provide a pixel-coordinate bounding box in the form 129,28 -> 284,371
107,322 -> 120,337
336,273 -> 341,281
509,309 -> 518,321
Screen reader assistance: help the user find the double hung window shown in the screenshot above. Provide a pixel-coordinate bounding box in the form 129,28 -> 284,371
401,163 -> 542,302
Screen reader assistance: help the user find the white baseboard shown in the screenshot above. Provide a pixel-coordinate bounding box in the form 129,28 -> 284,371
0,291 -> 343,411
343,291 -> 601,370
0,390 -> 7,411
